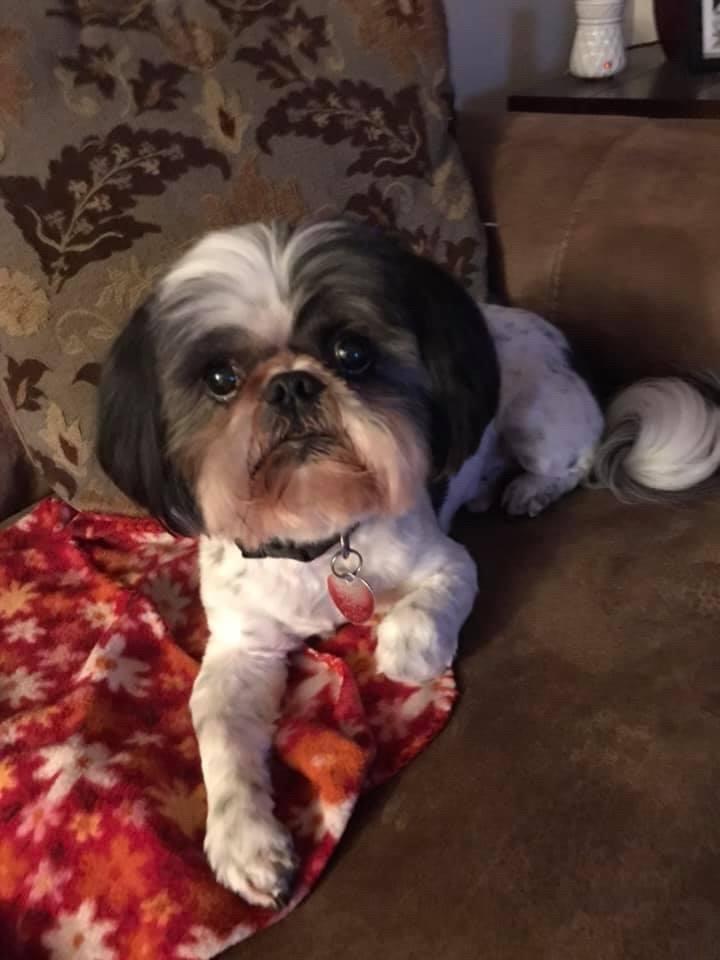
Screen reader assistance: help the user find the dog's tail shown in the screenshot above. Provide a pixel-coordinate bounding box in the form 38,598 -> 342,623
591,375 -> 720,503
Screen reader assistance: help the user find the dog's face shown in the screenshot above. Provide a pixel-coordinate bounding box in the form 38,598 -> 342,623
98,220 -> 499,546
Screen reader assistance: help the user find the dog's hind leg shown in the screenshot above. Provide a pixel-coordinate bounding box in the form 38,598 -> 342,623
502,467 -> 588,518
498,379 -> 603,518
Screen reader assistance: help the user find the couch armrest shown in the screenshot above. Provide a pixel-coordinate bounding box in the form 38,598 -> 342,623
470,113 -> 720,384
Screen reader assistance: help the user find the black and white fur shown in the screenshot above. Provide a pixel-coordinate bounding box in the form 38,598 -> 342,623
97,219 -> 720,908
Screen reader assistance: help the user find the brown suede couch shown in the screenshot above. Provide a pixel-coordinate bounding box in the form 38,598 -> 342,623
2,5 -> 720,958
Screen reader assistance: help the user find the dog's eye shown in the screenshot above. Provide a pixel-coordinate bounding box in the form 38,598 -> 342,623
333,335 -> 374,377
203,362 -> 238,400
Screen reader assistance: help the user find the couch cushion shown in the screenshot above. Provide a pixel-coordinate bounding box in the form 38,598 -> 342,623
475,113 -> 720,386
0,0 -> 486,512
225,490 -> 720,960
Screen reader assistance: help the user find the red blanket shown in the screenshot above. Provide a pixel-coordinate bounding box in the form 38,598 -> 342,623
0,500 -> 456,959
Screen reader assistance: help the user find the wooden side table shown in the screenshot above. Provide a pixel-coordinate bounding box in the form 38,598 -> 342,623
508,44 -> 720,119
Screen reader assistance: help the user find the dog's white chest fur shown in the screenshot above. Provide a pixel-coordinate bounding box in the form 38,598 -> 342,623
199,492 -> 471,644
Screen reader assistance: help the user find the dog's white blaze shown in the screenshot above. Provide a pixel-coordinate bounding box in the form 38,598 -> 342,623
159,226 -> 293,345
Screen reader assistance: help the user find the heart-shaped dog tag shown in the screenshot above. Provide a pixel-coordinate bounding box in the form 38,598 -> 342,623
327,572 -> 375,624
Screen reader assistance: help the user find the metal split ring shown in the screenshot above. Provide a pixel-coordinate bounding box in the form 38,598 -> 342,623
331,547 -> 363,581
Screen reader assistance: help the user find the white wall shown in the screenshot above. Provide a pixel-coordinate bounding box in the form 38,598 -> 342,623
445,0 -> 657,111
445,0 -> 573,111
629,0 -> 658,45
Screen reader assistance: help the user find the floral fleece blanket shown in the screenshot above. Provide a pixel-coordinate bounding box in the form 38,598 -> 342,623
0,499 -> 456,959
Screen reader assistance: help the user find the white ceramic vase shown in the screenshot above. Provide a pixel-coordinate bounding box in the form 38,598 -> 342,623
569,0 -> 627,79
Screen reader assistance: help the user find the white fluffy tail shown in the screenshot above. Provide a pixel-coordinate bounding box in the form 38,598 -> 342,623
592,376 -> 720,502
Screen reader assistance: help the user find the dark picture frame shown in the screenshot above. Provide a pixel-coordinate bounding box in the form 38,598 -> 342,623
690,0 -> 720,72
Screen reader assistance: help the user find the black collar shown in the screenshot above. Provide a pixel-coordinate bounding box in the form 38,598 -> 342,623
236,531 -> 344,563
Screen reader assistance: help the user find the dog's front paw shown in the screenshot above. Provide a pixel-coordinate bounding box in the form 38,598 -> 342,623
204,799 -> 297,909
376,605 -> 455,684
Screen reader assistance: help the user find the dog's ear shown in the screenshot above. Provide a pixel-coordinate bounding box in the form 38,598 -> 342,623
96,301 -> 202,536
404,254 -> 499,477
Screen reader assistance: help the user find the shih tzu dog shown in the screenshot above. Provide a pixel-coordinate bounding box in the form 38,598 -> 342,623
97,218 -> 720,907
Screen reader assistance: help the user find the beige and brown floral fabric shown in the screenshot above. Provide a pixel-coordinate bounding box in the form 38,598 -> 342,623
0,0 -> 486,513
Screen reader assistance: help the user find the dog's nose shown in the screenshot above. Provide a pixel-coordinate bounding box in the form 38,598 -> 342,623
263,371 -> 325,412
